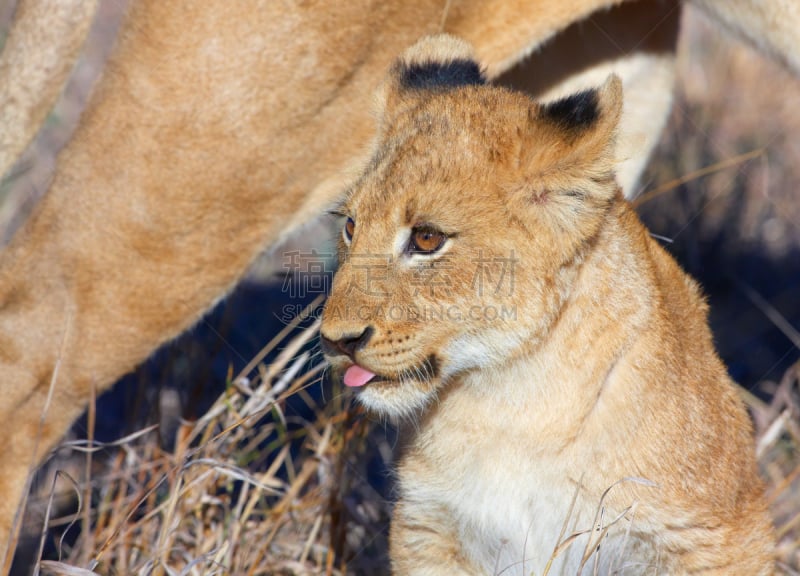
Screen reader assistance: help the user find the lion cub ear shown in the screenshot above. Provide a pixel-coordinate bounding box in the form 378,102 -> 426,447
538,75 -> 622,170
521,75 -> 623,205
511,76 -> 623,239
376,34 -> 486,121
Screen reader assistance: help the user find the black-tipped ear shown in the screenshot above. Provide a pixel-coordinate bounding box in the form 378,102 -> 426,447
515,75 -> 624,211
376,34 -> 484,121
540,89 -> 600,132
529,75 -> 623,170
398,58 -> 486,91
512,76 -> 624,240
539,75 -> 622,136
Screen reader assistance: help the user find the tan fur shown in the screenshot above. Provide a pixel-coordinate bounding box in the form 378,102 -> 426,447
321,36 -> 775,574
0,0 -> 100,178
0,0 -> 796,565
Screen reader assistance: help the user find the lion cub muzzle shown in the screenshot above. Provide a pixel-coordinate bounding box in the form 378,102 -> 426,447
320,325 -> 374,362
320,326 -> 381,387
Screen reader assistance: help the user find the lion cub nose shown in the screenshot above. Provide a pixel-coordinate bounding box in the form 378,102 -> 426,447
320,326 -> 374,361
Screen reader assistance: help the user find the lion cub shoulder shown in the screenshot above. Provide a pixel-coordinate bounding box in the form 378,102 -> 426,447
321,35 -> 774,575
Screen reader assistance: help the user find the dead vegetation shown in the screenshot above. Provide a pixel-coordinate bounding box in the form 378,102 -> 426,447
21,303 -> 392,575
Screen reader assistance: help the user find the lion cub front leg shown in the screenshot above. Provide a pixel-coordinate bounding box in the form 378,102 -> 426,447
390,501 -> 482,575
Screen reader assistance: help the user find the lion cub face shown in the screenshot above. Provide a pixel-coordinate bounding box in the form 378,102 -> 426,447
321,36 -> 623,418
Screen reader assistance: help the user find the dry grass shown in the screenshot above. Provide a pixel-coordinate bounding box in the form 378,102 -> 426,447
754,364 -> 800,572
22,302 -> 392,575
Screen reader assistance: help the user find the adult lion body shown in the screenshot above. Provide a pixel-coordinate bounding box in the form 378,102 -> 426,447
320,35 -> 774,574
0,0 -> 797,566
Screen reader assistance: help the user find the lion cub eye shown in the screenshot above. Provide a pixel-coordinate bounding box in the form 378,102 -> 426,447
343,217 -> 355,244
409,226 -> 447,254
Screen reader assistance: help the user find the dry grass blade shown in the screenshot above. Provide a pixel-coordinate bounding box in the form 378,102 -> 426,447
632,148 -> 764,207
734,278 -> 800,351
542,476 -> 583,576
34,472 -> 82,576
751,363 -> 800,570
37,561 -> 100,576
542,476 -> 657,575
58,426 -> 160,453
235,294 -> 325,382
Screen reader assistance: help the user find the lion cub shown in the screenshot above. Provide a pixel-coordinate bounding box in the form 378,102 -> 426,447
320,35 -> 774,575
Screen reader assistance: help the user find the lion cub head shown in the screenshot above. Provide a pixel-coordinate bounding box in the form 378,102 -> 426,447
320,35 -> 623,419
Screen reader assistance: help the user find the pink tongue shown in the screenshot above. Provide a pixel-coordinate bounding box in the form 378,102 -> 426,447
344,365 -> 376,388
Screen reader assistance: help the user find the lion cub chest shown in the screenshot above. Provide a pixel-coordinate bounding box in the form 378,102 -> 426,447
397,389 -> 649,575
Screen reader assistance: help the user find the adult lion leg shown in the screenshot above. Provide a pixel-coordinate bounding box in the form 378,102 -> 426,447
0,0 -> 658,562
0,0 -> 412,561
0,0 -> 100,178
